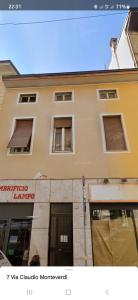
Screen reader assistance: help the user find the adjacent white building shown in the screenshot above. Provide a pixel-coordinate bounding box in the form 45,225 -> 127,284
109,9 -> 138,69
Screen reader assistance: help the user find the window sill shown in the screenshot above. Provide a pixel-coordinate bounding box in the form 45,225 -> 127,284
98,98 -> 119,101
54,100 -> 73,103
103,150 -> 130,154
7,151 -> 32,156
17,102 -> 37,104
50,151 -> 75,155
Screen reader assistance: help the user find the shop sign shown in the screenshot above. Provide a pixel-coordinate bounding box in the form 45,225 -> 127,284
0,185 -> 35,200
89,184 -> 138,202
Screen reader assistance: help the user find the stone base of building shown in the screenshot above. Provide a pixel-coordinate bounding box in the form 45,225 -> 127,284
0,178 -> 138,266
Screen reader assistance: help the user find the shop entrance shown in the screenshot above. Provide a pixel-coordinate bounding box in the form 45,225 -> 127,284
90,203 -> 138,266
48,203 -> 73,266
0,204 -> 33,266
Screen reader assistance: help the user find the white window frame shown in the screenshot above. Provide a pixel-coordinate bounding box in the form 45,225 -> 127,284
97,88 -> 119,101
17,92 -> 39,104
7,116 -> 36,156
53,90 -> 74,103
50,114 -> 75,155
100,113 -> 130,154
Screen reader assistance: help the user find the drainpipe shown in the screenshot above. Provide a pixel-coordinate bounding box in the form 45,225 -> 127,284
82,176 -> 87,266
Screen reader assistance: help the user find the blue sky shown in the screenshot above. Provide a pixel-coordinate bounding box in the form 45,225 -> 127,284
0,11 -> 128,74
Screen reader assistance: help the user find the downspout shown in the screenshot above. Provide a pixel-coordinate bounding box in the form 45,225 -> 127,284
82,176 -> 87,266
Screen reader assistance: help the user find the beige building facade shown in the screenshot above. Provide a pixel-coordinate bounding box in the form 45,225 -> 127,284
0,61 -> 138,266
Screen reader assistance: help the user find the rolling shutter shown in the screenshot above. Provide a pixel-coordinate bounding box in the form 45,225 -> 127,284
103,116 -> 127,151
54,117 -> 72,128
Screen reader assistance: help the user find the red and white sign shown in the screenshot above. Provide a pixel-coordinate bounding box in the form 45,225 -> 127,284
0,185 -> 35,201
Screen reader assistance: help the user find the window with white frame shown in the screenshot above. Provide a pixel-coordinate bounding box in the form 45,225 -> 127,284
52,117 -> 72,152
18,94 -> 36,103
102,115 -> 127,152
98,89 -> 118,100
7,119 -> 33,154
55,92 -> 72,102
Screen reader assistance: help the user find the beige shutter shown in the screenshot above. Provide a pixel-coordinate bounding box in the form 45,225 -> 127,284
54,117 -> 72,128
92,217 -> 138,266
103,116 -> 127,151
7,119 -> 33,148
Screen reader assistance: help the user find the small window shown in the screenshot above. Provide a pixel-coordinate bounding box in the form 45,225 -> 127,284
19,94 -> 36,103
7,119 -> 33,154
99,89 -> 118,100
102,115 -> 127,152
55,92 -> 72,102
52,117 -> 72,152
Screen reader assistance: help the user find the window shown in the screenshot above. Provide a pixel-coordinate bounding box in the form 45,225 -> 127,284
98,89 -> 118,100
7,119 -> 33,154
52,117 -> 72,152
102,115 -> 127,152
55,92 -> 72,102
18,94 -> 36,103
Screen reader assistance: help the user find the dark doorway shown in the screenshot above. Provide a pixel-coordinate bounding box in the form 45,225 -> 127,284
0,204 -> 33,266
48,203 -> 73,266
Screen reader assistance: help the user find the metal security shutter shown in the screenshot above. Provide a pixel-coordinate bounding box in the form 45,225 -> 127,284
103,116 -> 127,151
7,119 -> 33,148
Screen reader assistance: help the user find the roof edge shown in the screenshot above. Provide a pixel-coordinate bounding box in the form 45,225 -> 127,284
0,60 -> 20,75
2,67 -> 138,80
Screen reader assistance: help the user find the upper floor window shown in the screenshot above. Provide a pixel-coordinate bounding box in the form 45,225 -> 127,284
52,117 -> 72,152
18,94 -> 37,103
7,119 -> 33,154
102,115 -> 128,152
55,92 -> 72,102
98,89 -> 118,100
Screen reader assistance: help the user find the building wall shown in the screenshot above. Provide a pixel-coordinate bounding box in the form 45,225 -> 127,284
0,82 -> 138,179
129,32 -> 138,65
109,29 -> 135,69
0,77 -> 5,109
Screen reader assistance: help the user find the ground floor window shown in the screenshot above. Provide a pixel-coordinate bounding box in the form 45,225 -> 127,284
90,203 -> 138,266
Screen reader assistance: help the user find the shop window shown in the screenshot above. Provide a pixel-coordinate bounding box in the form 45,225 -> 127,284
18,94 -> 36,103
91,206 -> 138,266
102,115 -> 127,151
98,89 -> 118,100
0,221 -> 7,251
55,92 -> 72,102
7,119 -> 33,154
6,219 -> 32,266
52,117 -> 72,153
0,204 -> 33,266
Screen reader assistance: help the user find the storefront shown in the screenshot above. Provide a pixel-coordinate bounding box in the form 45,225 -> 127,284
0,179 -> 75,266
0,203 -> 34,266
89,184 -> 138,266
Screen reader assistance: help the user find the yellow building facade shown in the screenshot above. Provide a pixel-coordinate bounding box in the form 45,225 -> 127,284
0,61 -> 138,266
